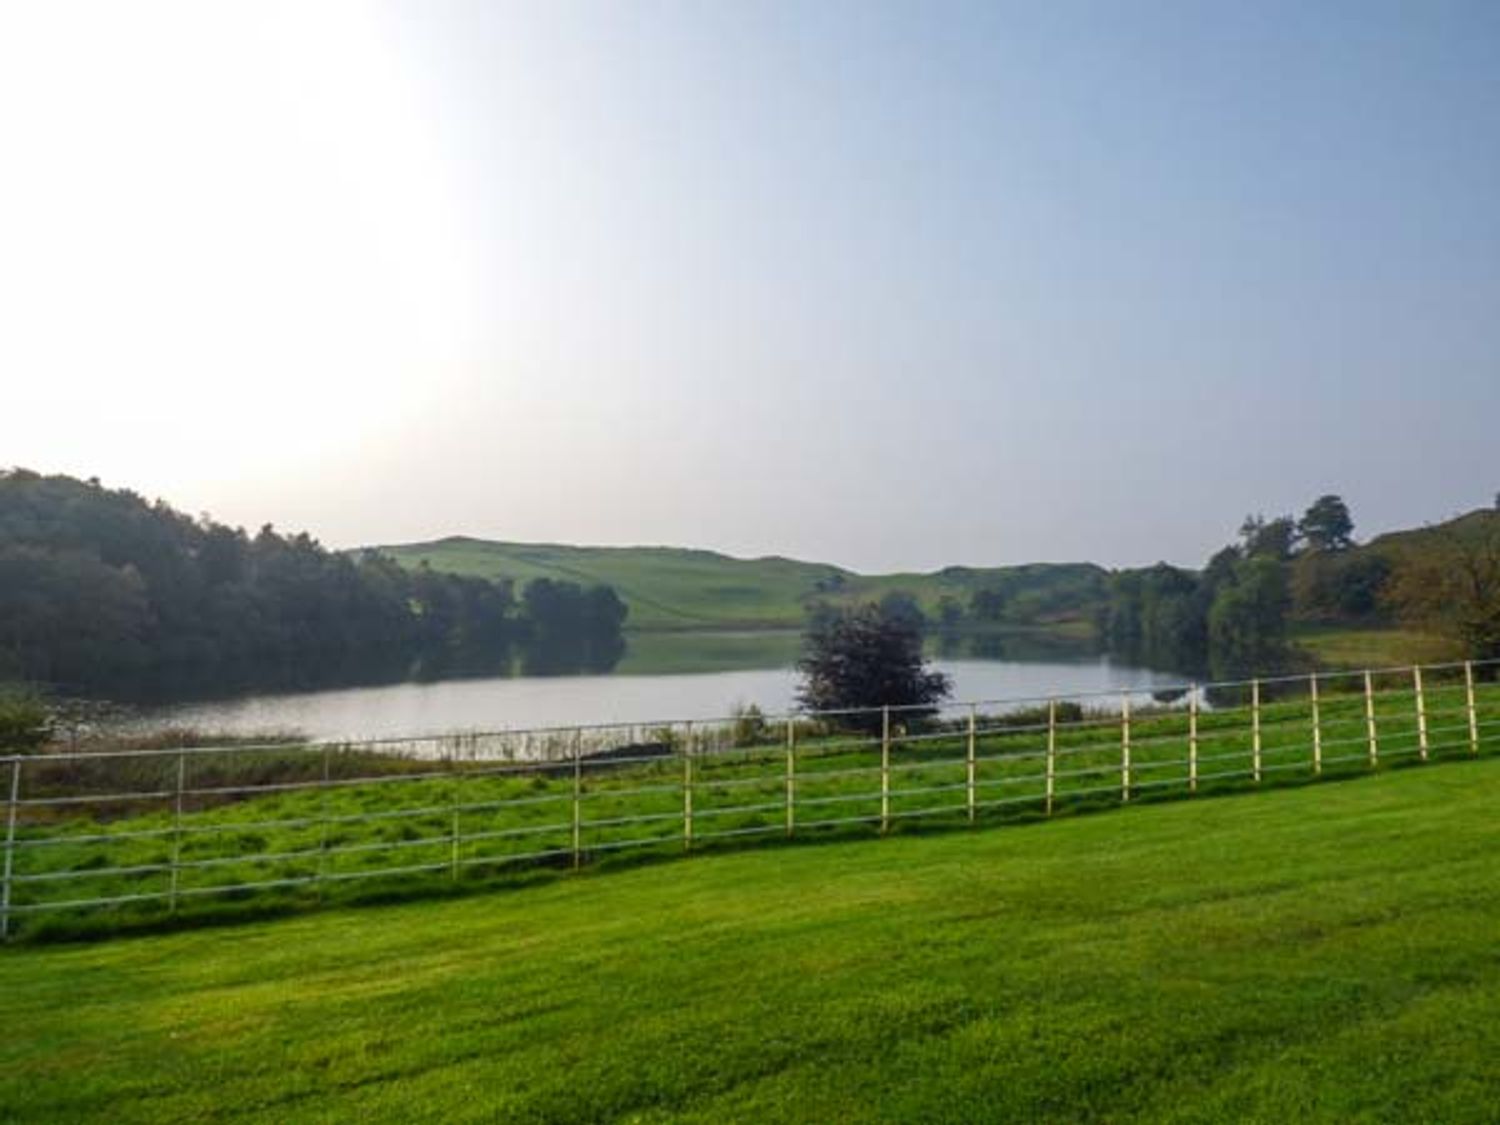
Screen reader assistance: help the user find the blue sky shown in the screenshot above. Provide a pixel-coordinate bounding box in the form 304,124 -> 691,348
1,1 -> 1496,570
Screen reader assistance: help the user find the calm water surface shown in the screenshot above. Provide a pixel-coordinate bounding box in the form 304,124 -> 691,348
132,651 -> 1191,741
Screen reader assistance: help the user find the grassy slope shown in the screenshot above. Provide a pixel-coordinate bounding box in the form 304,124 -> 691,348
1292,624 -> 1457,669
14,674 -> 1487,935
1365,507 -> 1500,555
1289,508 -> 1500,667
4,759 -> 1500,1123
379,537 -> 1109,631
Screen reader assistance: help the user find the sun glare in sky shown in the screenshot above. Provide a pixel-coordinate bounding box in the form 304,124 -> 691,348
2,3 -> 471,485
2,2 -> 1497,569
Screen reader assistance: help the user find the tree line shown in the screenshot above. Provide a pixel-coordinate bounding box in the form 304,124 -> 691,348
792,490 -> 1493,722
0,470 -> 627,697
1105,494 -> 1365,678
1106,493 -> 1500,677
789,489 -> 1500,723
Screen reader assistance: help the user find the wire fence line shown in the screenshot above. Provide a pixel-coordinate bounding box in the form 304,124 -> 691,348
2,658 -> 1497,941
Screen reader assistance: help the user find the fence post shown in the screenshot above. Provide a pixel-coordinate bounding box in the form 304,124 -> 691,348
1466,660 -> 1479,756
1413,665 -> 1429,762
572,729 -> 583,868
880,707 -> 891,834
966,705 -> 977,825
1046,699 -> 1057,815
1365,670 -> 1379,766
785,717 -> 796,838
449,749 -> 460,881
1120,693 -> 1131,804
1309,674 -> 1322,776
683,721 -> 694,851
1,758 -> 20,942
317,743 -> 331,898
1188,686 -> 1199,793
1251,679 -> 1262,784
170,748 -> 186,913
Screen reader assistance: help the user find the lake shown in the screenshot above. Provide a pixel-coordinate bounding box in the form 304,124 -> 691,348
123,631 -> 1192,741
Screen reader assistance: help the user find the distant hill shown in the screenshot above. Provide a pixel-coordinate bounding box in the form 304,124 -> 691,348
378,537 -> 1111,632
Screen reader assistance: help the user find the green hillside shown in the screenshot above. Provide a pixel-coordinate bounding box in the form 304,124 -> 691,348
1364,507 -> 1500,556
1289,508 -> 1500,667
379,537 -> 1109,632
4,759 -> 1499,1122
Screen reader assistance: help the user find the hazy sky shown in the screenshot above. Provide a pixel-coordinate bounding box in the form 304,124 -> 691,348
2,1 -> 1497,572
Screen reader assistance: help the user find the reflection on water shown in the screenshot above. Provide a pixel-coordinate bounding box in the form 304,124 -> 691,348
614,631 -> 804,675
617,627 -> 1106,676
127,629 -> 1193,741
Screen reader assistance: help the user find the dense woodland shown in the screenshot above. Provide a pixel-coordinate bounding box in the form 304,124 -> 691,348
0,470 -> 627,697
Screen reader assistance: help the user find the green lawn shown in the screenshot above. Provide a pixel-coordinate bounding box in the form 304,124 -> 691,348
3,758 -> 1499,1122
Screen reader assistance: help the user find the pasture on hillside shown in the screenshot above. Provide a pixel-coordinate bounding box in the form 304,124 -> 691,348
380,537 -> 1108,632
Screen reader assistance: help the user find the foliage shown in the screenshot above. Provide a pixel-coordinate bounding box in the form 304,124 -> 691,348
0,469 -> 628,696
1385,521 -> 1500,660
1298,493 -> 1355,552
1239,513 -> 1300,560
1111,494 -> 1382,675
1289,550 -> 1391,622
797,602 -> 951,724
935,595 -> 964,633
730,702 -> 770,748
968,586 -> 1007,622
875,590 -> 927,635
1208,557 -> 1292,675
1106,562 -> 1208,672
0,684 -> 50,754
1109,548 -> 1289,678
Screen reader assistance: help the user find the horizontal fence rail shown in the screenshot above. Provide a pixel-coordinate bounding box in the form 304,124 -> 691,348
2,659 -> 1498,941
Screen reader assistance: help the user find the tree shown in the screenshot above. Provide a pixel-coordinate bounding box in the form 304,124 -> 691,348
877,590 -> 927,636
935,596 -> 964,633
1299,494 -> 1355,552
1386,524 -> 1500,661
1208,557 -> 1291,676
969,587 -> 1007,622
1239,514 -> 1299,560
0,468 -> 628,694
1107,563 -> 1208,673
796,602 -> 951,726
1290,550 -> 1390,621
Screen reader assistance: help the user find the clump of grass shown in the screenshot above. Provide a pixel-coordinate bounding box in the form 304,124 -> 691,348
0,683 -> 51,754
58,725 -> 307,753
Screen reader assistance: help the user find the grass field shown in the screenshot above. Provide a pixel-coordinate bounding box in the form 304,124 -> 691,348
379,537 -> 1109,632
1292,624 -> 1457,669
7,667 -> 1494,942
3,757 -> 1499,1122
